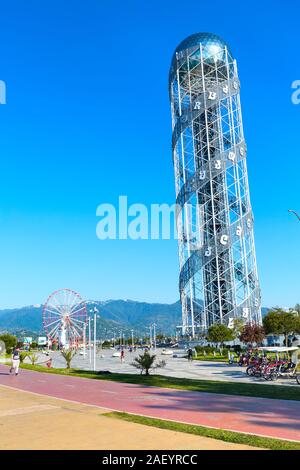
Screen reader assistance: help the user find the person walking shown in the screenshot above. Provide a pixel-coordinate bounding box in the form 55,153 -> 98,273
228,351 -> 234,364
120,348 -> 125,363
10,347 -> 21,375
187,348 -> 193,362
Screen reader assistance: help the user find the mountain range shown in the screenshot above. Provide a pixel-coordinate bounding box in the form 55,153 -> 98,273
0,300 -> 269,338
0,300 -> 182,337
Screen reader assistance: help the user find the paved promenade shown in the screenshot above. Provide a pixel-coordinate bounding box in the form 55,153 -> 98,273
0,385 -> 256,450
0,365 -> 299,442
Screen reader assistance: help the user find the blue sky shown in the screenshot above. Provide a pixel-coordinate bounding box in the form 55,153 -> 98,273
0,0 -> 299,308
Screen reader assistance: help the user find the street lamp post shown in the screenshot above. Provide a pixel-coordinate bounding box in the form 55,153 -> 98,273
88,316 -> 91,366
153,323 -> 156,352
93,307 -> 98,372
83,322 -> 87,357
149,325 -> 152,349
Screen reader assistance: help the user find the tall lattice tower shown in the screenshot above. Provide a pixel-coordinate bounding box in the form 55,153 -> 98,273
169,33 -> 261,337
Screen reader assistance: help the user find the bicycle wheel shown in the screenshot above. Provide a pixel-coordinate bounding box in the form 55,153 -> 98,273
263,369 -> 273,381
270,371 -> 279,381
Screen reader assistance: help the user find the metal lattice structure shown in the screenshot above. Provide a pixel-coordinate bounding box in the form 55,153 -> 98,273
169,33 -> 261,337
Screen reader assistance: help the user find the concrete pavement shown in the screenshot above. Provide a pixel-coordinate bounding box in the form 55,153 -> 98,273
0,364 -> 299,442
0,386 -> 257,450
26,349 -> 298,386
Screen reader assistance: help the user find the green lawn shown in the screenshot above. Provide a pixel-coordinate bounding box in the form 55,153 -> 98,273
104,411 -> 300,450
193,355 -> 228,362
18,363 -> 300,401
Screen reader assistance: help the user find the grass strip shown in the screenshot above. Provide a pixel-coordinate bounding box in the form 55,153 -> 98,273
17,363 -> 300,402
104,411 -> 300,450
193,357 -> 228,362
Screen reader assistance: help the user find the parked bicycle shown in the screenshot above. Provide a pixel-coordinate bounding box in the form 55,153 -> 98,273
263,359 -> 297,381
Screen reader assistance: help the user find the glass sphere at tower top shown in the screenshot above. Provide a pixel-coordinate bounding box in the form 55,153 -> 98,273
169,32 -> 234,88
170,32 -> 233,69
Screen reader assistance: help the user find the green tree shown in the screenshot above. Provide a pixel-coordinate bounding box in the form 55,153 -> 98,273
156,334 -> 165,342
131,351 -> 165,376
293,304 -> 300,315
263,308 -> 300,347
239,323 -> 265,346
232,318 -> 245,340
60,348 -> 77,369
206,324 -> 234,349
0,334 -> 17,354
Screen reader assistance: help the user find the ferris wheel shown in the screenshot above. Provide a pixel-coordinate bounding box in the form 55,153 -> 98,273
43,288 -> 87,348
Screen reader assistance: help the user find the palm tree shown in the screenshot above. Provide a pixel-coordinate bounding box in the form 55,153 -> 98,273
60,348 -> 77,369
131,351 -> 165,376
28,353 -> 39,365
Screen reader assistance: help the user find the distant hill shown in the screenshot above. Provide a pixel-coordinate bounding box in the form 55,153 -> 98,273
0,300 -> 182,337
0,300 -> 269,337
0,305 -> 43,333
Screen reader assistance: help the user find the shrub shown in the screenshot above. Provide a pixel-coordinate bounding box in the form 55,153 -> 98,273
131,351 -> 166,376
194,346 -> 216,355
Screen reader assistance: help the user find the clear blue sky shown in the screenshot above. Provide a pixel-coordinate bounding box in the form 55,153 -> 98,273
0,0 -> 299,308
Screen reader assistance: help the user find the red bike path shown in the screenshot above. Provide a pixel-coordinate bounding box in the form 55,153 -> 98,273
0,365 -> 300,442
